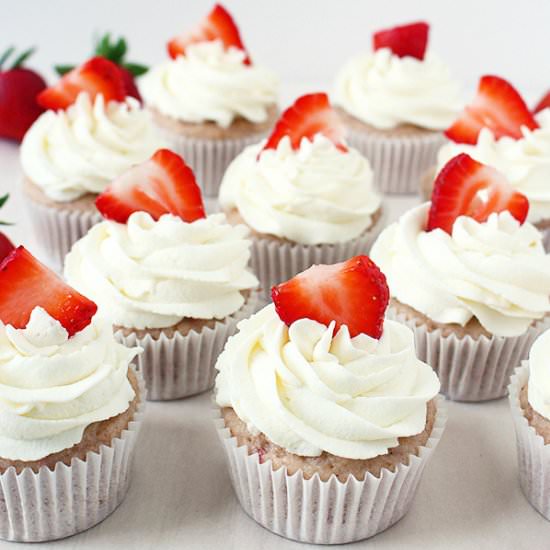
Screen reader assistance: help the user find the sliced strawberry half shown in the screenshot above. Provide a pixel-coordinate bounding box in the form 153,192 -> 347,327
533,90 -> 550,115
372,21 -> 429,60
167,4 -> 250,64
427,153 -> 529,234
271,255 -> 389,339
37,56 -> 127,111
0,246 -> 97,336
262,93 -> 347,153
96,149 -> 206,224
445,75 -> 539,144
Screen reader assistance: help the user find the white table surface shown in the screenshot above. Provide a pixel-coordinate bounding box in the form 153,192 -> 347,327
0,138 -> 549,550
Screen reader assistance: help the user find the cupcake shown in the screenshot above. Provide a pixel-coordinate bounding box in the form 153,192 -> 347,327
432,75 -> 550,250
20,56 -> 164,267
215,255 -> 444,544
219,92 -> 385,297
139,4 -> 279,197
0,246 -> 144,542
333,21 -> 462,194
509,329 -> 550,520
372,153 -> 550,401
65,149 -> 259,400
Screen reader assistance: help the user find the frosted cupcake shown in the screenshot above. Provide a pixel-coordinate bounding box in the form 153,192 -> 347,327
0,246 -> 144,542
21,56 -> 164,267
433,76 -> 550,250
372,153 -> 550,401
509,329 -> 550,520
215,255 -> 444,544
219,93 -> 384,296
65,149 -> 258,400
334,21 -> 462,194
139,4 -> 279,196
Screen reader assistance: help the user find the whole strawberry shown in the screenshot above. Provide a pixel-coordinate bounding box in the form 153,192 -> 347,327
55,33 -> 147,102
0,47 -> 46,142
0,194 -> 15,262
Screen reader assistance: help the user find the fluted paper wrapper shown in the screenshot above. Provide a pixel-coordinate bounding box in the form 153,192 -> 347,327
25,198 -> 102,270
344,127 -> 445,195
214,397 -> 446,544
116,293 -> 260,401
388,306 -> 550,402
251,211 -> 387,300
156,127 -> 268,198
509,364 -> 550,520
0,369 -> 145,542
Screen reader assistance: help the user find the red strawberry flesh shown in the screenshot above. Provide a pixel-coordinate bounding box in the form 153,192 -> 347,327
271,255 -> 389,339
95,149 -> 206,224
0,247 -> 97,336
427,153 -> 529,234
533,90 -> 550,115
372,21 -> 429,60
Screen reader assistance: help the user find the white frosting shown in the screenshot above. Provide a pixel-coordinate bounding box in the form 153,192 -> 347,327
334,48 -> 462,130
0,307 -> 138,461
528,329 -> 550,419
216,304 -> 439,459
64,212 -> 258,329
219,134 -> 382,245
20,93 -> 165,202
139,41 -> 278,128
437,109 -> 550,224
371,203 -> 550,337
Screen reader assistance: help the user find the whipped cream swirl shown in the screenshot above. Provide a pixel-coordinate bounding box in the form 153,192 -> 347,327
216,304 -> 440,459
437,109 -> 550,223
219,134 -> 382,245
139,41 -> 279,128
20,93 -> 165,202
371,203 -> 550,337
0,307 -> 138,461
64,212 -> 258,329
528,329 -> 550,419
334,48 -> 462,130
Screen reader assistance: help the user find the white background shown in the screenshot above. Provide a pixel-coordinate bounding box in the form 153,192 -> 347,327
2,1 -> 550,549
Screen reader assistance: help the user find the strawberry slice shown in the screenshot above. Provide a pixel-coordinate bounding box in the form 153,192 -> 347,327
533,90 -> 550,114
0,234 -> 14,263
427,153 -> 529,234
167,4 -> 250,64
271,255 -> 389,339
445,75 -> 539,144
37,56 -> 127,111
0,247 -> 97,336
263,93 -> 347,153
372,22 -> 429,60
95,149 -> 206,224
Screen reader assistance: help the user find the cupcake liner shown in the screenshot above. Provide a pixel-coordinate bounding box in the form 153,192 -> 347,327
250,210 -> 387,300
155,127 -> 269,198
116,292 -> 260,401
214,397 -> 446,545
388,306 -> 550,402
0,368 -> 145,542
509,364 -> 550,520
25,198 -> 102,270
344,127 -> 445,195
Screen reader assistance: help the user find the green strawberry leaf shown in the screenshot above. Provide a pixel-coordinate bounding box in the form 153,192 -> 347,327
11,47 -> 35,69
54,64 -> 74,76
0,46 -> 15,70
123,62 -> 148,76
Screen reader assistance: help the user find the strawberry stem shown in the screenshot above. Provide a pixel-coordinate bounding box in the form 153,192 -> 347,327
0,46 -> 15,70
10,47 -> 35,69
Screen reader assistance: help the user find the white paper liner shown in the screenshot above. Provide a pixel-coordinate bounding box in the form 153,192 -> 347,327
0,368 -> 145,542
155,126 -> 269,198
115,292 -> 260,401
214,396 -> 446,544
250,209 -> 387,300
388,306 -> 550,402
509,364 -> 550,520
344,127 -> 445,195
25,198 -> 102,270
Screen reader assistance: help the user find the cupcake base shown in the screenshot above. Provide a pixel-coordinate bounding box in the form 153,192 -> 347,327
0,367 -> 145,542
215,397 -> 446,544
389,300 -> 550,402
336,108 -> 445,195
115,292 -> 260,401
